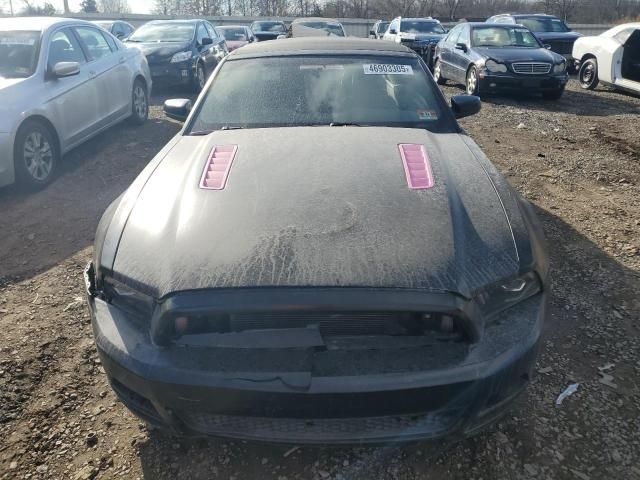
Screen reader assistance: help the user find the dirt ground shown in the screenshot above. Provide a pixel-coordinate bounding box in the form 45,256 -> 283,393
1,80 -> 639,480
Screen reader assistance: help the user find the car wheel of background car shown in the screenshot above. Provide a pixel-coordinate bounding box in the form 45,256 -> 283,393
542,88 -> 565,100
578,58 -> 599,90
129,79 -> 148,125
433,60 -> 446,85
195,62 -> 206,92
14,120 -> 59,190
466,66 -> 480,96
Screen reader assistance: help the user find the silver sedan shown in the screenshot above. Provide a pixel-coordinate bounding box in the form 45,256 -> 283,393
0,17 -> 152,189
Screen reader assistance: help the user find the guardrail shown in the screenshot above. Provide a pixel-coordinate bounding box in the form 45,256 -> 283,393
0,13 -> 613,37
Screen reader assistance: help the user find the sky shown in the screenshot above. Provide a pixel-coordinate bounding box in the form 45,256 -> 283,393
2,0 -> 155,14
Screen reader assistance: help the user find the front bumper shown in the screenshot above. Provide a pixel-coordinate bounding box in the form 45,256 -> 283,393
480,72 -> 569,92
148,61 -> 194,86
85,266 -> 546,445
0,132 -> 14,188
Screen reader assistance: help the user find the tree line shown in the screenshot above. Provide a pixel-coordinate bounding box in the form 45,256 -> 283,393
152,0 -> 640,22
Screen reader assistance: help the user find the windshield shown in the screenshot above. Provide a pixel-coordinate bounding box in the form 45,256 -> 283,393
188,55 -> 454,133
0,30 -> 40,78
517,17 -> 570,33
471,26 -> 541,48
400,21 -> 446,34
377,22 -> 390,34
298,22 -> 345,37
252,22 -> 286,33
218,28 -> 248,41
127,23 -> 194,43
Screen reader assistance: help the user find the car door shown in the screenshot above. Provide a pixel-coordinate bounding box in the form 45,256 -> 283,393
440,25 -> 462,78
449,25 -> 471,83
43,27 -> 99,148
73,26 -> 130,122
195,22 -> 216,74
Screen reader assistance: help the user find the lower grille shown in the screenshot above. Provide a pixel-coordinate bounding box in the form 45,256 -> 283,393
111,379 -> 163,424
180,410 -> 462,442
512,62 -> 552,74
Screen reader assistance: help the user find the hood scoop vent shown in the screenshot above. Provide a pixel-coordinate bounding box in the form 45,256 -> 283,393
399,144 -> 434,190
199,145 -> 238,190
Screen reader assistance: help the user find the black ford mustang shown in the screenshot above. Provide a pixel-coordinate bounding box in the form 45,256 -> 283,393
434,23 -> 568,99
86,38 -> 549,444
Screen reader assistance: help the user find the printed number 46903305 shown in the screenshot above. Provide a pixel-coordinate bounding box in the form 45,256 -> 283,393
363,64 -> 414,75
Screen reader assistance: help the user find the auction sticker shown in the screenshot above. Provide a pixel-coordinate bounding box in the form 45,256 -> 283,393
417,109 -> 438,120
363,64 -> 413,75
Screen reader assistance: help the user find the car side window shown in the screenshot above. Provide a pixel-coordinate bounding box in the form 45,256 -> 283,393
614,28 -> 634,44
197,23 -> 209,44
74,27 -> 113,61
390,19 -> 399,33
459,25 -> 471,46
123,24 -> 134,37
48,29 -> 86,68
205,22 -> 217,40
447,26 -> 462,44
103,31 -> 118,51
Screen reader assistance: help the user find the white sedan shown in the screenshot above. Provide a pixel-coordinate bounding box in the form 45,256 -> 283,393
573,23 -> 640,94
0,17 -> 152,189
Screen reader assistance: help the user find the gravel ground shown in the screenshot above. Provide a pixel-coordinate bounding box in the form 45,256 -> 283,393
0,80 -> 639,480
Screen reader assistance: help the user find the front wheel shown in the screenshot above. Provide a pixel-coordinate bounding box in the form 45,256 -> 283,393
466,66 -> 481,96
129,79 -> 148,125
14,121 -> 59,189
433,60 -> 446,85
542,88 -> 565,100
194,62 -> 206,92
578,59 -> 599,90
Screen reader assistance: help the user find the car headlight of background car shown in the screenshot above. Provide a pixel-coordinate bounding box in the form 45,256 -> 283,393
475,272 -> 542,318
485,59 -> 508,73
171,51 -> 193,63
554,61 -> 567,73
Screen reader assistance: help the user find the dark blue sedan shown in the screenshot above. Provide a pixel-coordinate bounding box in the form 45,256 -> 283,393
125,20 -> 228,91
434,23 -> 569,99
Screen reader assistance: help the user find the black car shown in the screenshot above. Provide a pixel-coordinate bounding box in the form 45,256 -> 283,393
487,14 -> 581,67
434,23 -> 569,99
86,37 -> 548,445
384,17 -> 447,67
92,20 -> 135,40
250,20 -> 287,41
125,20 -> 228,91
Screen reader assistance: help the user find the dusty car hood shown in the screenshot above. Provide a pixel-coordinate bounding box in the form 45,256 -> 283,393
111,127 -> 520,298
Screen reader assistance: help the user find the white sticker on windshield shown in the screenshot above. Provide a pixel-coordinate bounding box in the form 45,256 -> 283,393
0,37 -> 35,45
363,64 -> 413,75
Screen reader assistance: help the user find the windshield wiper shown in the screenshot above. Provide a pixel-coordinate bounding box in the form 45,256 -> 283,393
220,126 -> 244,131
329,122 -> 361,127
189,130 -> 214,136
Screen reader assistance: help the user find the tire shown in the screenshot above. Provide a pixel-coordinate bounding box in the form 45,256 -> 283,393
194,62 -> 206,92
466,66 -> 481,96
433,60 -> 446,85
14,120 -> 59,190
129,79 -> 148,125
542,88 -> 565,100
578,58 -> 599,90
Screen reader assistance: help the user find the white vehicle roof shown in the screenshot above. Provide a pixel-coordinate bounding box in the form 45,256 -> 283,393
602,22 -> 640,37
0,16 -> 90,32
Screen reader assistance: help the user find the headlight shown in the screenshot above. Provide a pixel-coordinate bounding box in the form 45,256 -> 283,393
170,51 -> 193,63
103,277 -> 155,322
485,59 -> 508,73
554,61 -> 566,73
475,272 -> 542,318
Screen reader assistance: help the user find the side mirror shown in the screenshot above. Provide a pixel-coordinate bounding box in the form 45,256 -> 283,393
201,37 -> 213,46
455,42 -> 468,52
370,30 -> 375,36
276,34 -> 286,40
164,98 -> 192,122
451,95 -> 481,119
249,37 -> 255,43
389,28 -> 397,35
544,44 -> 552,50
51,61 -> 80,78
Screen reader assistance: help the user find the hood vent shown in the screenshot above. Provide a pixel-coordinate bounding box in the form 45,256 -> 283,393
398,144 -> 434,190
199,145 -> 238,190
